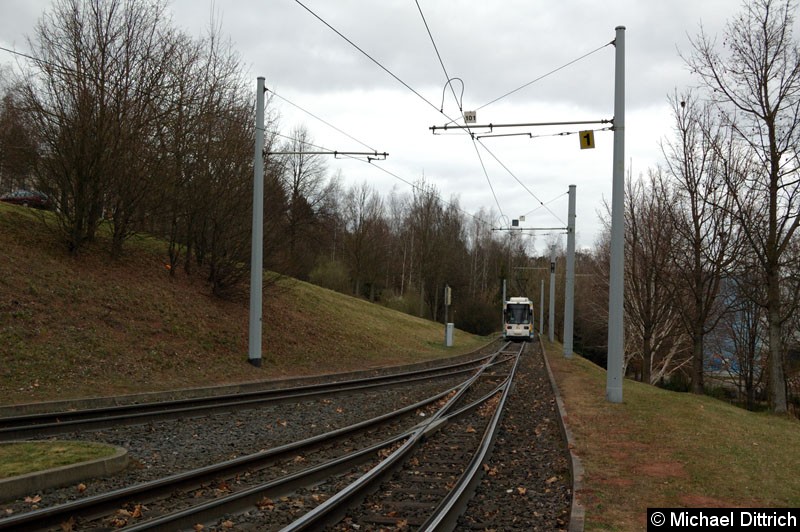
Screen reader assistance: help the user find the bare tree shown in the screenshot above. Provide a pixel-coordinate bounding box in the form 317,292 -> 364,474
661,90 -> 739,393
686,0 -> 800,412
624,171 -> 689,384
278,125 -> 333,279
710,258 -> 768,410
0,91 -> 38,193
19,0 -> 177,255
342,181 -> 386,299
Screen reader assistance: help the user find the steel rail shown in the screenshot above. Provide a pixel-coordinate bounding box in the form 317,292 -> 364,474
277,344 -> 522,531
125,375 -> 516,532
0,349 -> 510,439
0,381 -> 462,531
420,343 -> 525,531
120,374 -> 515,531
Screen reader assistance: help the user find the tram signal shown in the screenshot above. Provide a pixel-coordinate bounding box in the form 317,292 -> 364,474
579,130 -> 595,149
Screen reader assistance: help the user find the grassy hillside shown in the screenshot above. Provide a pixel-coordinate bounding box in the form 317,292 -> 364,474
544,340 -> 800,531
0,203 -> 489,405
8,202 -> 799,532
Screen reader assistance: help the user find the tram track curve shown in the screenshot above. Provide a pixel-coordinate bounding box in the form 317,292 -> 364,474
0,351 -> 509,440
0,338 -> 576,530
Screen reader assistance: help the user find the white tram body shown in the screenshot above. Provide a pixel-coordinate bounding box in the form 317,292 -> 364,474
503,296 -> 535,341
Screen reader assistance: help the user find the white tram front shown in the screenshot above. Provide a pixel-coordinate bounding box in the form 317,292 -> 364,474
503,297 -> 535,341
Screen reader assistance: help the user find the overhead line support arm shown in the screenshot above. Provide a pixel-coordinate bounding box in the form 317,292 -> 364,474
430,119 -> 612,133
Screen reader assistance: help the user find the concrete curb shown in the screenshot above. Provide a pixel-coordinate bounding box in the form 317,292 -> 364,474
539,337 -> 586,532
0,341 -> 500,417
0,442 -> 129,501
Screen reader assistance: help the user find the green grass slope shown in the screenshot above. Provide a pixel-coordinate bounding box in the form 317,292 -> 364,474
544,340 -> 800,531
0,203 -> 489,405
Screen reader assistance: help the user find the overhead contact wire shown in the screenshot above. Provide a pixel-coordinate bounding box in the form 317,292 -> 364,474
477,40 -> 613,111
293,0 -> 442,115
273,132 -> 493,227
522,190 -> 569,218
414,0 -> 505,221
414,0 -> 460,111
477,138 -> 566,226
269,88 -> 377,152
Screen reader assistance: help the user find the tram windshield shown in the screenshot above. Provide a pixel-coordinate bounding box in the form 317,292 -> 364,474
505,303 -> 531,324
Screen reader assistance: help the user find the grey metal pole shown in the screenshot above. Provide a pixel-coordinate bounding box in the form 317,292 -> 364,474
549,246 -> 556,343
248,77 -> 265,367
540,280 -> 544,336
607,27 -> 625,402
564,185 -> 576,358
502,278 -> 506,331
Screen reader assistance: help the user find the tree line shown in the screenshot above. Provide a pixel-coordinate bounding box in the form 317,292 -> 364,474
1,0 -> 798,414
570,0 -> 800,415
0,0 -> 526,329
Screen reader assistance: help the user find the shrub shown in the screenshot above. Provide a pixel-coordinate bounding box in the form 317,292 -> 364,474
309,259 -> 351,295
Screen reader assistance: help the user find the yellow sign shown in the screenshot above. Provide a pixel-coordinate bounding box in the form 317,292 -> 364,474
579,130 -> 595,149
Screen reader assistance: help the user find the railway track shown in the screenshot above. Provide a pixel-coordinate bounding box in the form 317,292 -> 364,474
0,351 -> 507,440
281,342 -> 524,531
1,340 -> 570,531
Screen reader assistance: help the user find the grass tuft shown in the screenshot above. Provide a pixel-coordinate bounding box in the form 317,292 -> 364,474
0,441 -> 117,478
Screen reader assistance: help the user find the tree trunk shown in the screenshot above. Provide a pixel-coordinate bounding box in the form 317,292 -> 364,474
642,332 -> 652,384
767,268 -> 787,413
690,328 -> 704,394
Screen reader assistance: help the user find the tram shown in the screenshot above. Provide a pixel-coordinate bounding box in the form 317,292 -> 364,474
503,296 -> 535,341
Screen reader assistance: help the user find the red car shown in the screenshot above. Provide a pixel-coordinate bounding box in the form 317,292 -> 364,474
0,189 -> 53,210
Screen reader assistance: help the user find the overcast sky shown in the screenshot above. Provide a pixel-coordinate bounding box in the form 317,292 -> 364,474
1,0 -> 754,254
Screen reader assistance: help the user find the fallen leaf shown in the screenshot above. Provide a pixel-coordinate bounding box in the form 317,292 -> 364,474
76,483 -> 87,493
222,520 -> 235,528
24,495 -> 42,504
257,497 -> 275,511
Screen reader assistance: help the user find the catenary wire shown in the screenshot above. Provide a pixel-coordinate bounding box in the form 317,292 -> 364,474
271,131 -> 497,228
477,40 -> 613,111
522,190 -> 569,218
476,138 -> 566,226
440,39 -> 614,128
268,88 -> 377,153
414,0 -> 460,112
412,0 -> 506,222
293,0 -> 442,115
294,0 -> 588,231
295,0 -> 509,224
